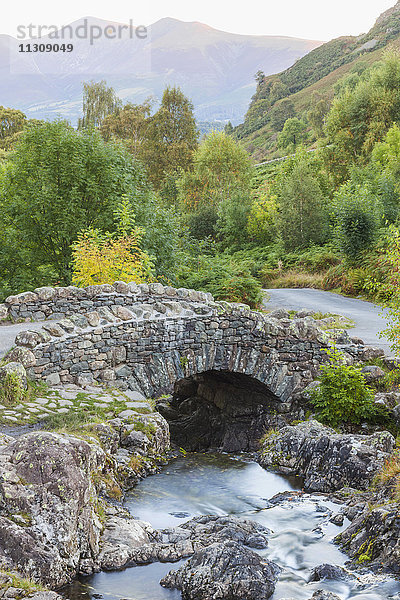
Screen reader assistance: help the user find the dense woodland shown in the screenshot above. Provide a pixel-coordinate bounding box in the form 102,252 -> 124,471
2,37 -> 400,347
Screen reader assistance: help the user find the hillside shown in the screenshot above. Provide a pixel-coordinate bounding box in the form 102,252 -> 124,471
234,1 -> 400,160
0,17 -> 322,125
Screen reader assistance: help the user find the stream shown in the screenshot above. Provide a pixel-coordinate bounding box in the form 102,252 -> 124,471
62,452 -> 400,600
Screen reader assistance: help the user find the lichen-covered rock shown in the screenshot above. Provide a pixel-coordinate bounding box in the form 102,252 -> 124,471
6,347 -> 36,367
359,347 -> 385,361
309,563 -> 351,581
0,304 -> 8,320
158,515 -> 271,552
148,283 -> 165,295
98,513 -> 157,570
309,592 -> 342,600
278,594 -> 342,600
113,281 -> 130,294
69,314 -> 89,328
374,391 -> 400,409
119,412 -> 170,456
34,287 -> 56,301
28,594 -> 63,600
258,420 -> 395,492
0,432 -> 105,587
110,305 -> 134,321
58,318 -> 75,333
41,323 -> 65,337
5,292 -> 38,305
288,317 -> 327,343
97,306 -> 116,322
336,504 -> 400,573
361,365 -> 385,382
97,514 -> 270,569
268,308 -> 290,319
0,433 -> 14,447
85,284 -> 114,297
111,516 -> 270,567
160,540 -> 280,600
14,331 -> 43,349
296,309 -> 315,318
85,311 -> 100,327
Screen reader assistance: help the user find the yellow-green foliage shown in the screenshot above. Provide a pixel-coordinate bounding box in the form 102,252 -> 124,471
71,227 -> 154,287
128,454 -> 146,473
247,194 -> 278,244
0,372 -> 24,406
376,451 -> 400,501
262,269 -> 325,289
365,226 -> 400,355
0,569 -> 47,595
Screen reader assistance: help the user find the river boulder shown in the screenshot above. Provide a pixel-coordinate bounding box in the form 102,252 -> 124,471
337,503 -> 400,572
0,432 -> 105,587
258,420 -> 395,492
160,540 -> 280,599
98,514 -> 271,569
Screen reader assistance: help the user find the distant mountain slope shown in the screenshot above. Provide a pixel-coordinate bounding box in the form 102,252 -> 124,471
0,17 -> 322,125
234,1 -> 400,160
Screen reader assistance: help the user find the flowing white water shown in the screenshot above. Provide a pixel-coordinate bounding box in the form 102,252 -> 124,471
62,453 -> 400,600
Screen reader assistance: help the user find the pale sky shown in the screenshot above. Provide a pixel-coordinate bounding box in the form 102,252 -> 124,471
3,0 -> 397,41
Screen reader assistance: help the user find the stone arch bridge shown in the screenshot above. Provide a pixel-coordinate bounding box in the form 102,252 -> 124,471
2,282 -> 331,450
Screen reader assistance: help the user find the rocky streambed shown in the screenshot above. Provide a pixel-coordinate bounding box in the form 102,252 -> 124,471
1,344 -> 400,599
1,415 -> 399,600
62,452 -> 400,600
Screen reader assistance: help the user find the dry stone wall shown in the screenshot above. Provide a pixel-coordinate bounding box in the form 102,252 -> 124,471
0,282 -> 212,323
4,282 -> 331,403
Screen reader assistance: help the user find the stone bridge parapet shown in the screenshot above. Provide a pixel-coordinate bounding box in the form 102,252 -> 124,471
4,282 -> 330,404
0,282 -> 212,323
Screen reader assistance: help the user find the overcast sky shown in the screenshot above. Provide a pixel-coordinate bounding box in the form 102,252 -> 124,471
4,0 -> 396,40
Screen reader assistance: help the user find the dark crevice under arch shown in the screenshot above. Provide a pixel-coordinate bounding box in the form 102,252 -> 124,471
156,370 -> 284,452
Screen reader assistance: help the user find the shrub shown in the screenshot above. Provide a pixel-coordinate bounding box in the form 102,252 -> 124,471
310,347 -> 387,427
71,200 -> 155,288
375,451 -> 400,502
177,254 -> 263,308
0,372 -> 25,406
332,182 -> 382,262
286,245 -> 340,273
322,262 -> 368,295
186,205 -> 218,239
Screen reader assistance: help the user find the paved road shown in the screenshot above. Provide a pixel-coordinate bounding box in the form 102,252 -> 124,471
0,321 -> 47,358
263,288 -> 392,354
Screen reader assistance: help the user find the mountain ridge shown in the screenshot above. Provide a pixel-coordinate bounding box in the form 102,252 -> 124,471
233,0 -> 400,159
0,17 -> 322,124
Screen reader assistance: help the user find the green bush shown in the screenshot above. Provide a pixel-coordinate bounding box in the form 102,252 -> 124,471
285,244 -> 340,273
0,372 -> 25,406
332,181 -> 382,262
310,347 -> 387,427
322,262 -> 369,295
186,206 -> 218,239
177,253 -> 263,308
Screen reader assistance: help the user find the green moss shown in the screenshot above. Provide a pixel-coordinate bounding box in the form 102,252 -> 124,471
357,540 -> 376,563
179,356 -> 189,368
7,512 -> 32,528
132,420 -> 157,438
0,569 -> 47,596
